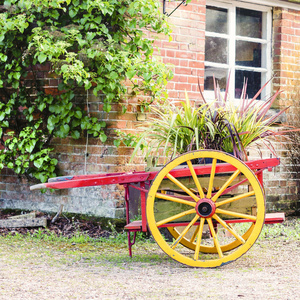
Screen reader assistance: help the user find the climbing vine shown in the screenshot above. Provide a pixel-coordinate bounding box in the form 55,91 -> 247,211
0,0 -> 172,182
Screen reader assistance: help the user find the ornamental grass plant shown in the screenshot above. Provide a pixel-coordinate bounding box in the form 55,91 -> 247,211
129,78 -> 291,165
203,78 -> 289,159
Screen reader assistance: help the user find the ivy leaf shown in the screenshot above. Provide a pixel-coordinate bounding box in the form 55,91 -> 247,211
110,71 -> 118,80
118,7 -> 126,15
74,110 -> 82,119
38,102 -> 46,112
100,133 -> 107,143
71,130 -> 80,139
60,124 -> 70,134
25,141 -> 36,153
99,121 -> 106,128
0,112 -> 5,121
114,139 -> 121,147
141,7 -> 150,15
38,53 -> 47,63
126,70 -> 136,80
69,9 -> 77,19
7,162 -> 14,169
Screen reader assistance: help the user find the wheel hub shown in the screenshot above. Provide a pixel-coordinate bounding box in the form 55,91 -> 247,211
195,198 -> 216,218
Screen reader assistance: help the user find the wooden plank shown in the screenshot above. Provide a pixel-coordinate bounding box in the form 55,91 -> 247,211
0,218 -> 47,228
8,212 -> 36,220
125,220 -> 143,231
265,212 -> 285,224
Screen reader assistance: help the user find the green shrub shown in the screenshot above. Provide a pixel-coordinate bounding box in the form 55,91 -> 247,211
0,0 -> 172,182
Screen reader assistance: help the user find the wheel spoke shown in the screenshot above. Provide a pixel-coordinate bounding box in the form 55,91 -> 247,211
155,192 -> 196,207
213,214 -> 245,244
156,208 -> 196,227
194,218 -> 205,260
171,215 -> 199,249
212,169 -> 240,202
190,224 -> 200,243
207,218 -> 223,258
206,158 -> 217,198
187,160 -> 205,199
215,208 -> 257,221
211,176 -> 249,198
216,191 -> 255,207
166,173 -> 199,202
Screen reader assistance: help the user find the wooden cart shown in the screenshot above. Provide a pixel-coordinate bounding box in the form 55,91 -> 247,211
31,150 -> 285,268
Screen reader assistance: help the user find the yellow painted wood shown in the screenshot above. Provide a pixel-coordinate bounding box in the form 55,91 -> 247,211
190,223 -> 200,243
155,192 -> 196,207
146,150 -> 265,267
216,191 -> 255,207
194,218 -> 205,260
171,214 -> 199,249
215,208 -> 257,221
206,158 -> 217,198
213,214 -> 245,244
155,208 -> 195,227
207,218 -> 223,258
167,222 -> 255,254
165,173 -> 199,202
155,195 -> 256,222
158,174 -> 246,193
212,169 -> 241,202
186,160 -> 205,198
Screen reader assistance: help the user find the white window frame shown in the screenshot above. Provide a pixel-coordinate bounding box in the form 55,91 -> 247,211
204,0 -> 272,102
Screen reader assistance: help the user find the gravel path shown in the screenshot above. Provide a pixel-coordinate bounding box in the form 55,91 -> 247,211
0,238 -> 299,299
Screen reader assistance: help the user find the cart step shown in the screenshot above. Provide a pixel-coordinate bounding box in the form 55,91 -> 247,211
125,220 -> 143,231
124,213 -> 285,231
264,212 -> 285,224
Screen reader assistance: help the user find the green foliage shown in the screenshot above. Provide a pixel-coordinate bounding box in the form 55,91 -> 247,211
0,0 -> 172,182
128,92 -> 213,164
125,79 -> 290,165
259,219 -> 300,240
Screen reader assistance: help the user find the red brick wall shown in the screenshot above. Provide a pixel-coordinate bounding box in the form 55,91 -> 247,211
265,7 -> 300,213
152,0 -> 206,102
1,1 -> 299,217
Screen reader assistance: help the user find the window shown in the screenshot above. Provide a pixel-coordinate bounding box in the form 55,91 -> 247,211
204,1 -> 272,100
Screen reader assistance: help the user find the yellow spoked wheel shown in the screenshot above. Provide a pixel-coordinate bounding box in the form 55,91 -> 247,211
146,150 -> 265,268
167,224 -> 255,253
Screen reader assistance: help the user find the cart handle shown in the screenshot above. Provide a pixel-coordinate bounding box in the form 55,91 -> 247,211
30,158 -> 279,191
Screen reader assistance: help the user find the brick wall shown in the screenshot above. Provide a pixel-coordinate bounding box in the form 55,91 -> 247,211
266,7 -> 300,213
0,0 -> 206,218
1,1 -> 299,217
153,0 -> 206,102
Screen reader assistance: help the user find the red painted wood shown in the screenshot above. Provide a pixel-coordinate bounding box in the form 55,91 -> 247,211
125,220 -> 143,230
140,182 -> 147,232
124,213 -> 285,231
33,158 -> 280,190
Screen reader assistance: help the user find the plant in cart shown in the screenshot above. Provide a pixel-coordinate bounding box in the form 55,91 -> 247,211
128,78 -> 289,166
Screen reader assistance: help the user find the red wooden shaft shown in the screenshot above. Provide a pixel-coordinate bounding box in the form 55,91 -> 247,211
30,158 -> 280,190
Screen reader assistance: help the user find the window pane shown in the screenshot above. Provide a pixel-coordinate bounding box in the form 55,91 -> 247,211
236,41 -> 261,67
205,37 -> 228,64
235,70 -> 261,99
236,8 -> 262,38
206,6 -> 228,34
204,67 -> 228,91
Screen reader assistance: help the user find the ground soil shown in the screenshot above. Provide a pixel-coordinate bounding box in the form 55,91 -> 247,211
0,210 -> 113,238
0,213 -> 299,299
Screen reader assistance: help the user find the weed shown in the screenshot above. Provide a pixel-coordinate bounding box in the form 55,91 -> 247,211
0,218 -> 298,268
259,219 -> 300,240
